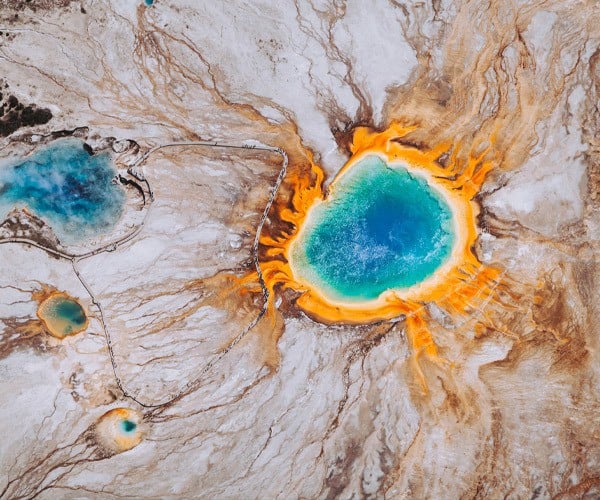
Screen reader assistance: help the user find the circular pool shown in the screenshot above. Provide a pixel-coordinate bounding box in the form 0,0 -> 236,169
289,155 -> 456,302
37,293 -> 88,338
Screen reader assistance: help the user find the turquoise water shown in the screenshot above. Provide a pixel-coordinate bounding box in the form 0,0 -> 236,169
120,420 -> 137,433
0,139 -> 125,243
54,298 -> 87,331
291,155 -> 455,301
144,0 -> 154,5
40,295 -> 87,336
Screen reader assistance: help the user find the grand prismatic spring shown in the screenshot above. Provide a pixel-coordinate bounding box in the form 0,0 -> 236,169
289,154 -> 456,302
255,124 -> 500,367
0,1 -> 598,498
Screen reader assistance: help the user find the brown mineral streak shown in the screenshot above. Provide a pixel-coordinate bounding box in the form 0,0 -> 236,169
188,0 -> 600,391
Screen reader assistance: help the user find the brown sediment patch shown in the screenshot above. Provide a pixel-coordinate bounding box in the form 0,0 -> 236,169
0,316 -> 49,360
554,477 -> 600,499
0,207 -> 62,251
0,81 -> 52,136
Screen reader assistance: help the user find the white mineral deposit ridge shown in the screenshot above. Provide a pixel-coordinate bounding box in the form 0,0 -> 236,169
0,0 -> 598,499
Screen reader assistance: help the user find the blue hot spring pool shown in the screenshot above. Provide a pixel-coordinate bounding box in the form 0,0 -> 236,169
0,139 -> 125,243
38,294 -> 88,338
290,155 -> 456,302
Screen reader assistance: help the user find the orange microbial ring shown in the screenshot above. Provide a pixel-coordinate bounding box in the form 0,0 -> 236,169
36,292 -> 89,339
94,407 -> 144,454
257,123 -> 501,371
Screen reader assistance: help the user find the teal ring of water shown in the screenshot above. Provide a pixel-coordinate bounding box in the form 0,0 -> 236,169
290,155 -> 456,302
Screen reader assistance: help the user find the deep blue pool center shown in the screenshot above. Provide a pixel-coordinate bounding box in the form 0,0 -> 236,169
291,155 -> 456,302
120,420 -> 137,433
0,139 -> 126,243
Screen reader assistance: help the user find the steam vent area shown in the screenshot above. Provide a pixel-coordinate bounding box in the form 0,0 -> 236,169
0,1 -> 599,499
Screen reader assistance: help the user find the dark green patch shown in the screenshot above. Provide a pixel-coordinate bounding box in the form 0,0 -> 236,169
121,420 -> 137,433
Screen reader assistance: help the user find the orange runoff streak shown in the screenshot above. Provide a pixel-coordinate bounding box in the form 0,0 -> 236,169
238,124 -> 501,385
220,123 -> 500,391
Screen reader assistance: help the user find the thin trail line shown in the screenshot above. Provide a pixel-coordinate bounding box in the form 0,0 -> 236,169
1,140 -> 288,409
